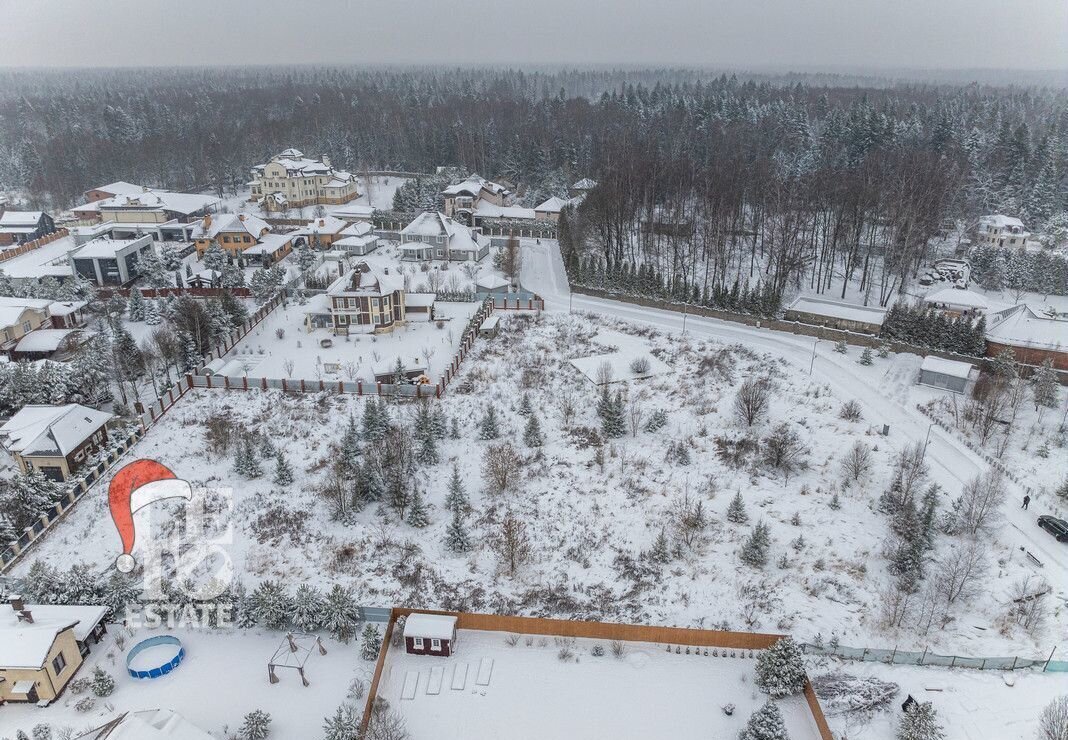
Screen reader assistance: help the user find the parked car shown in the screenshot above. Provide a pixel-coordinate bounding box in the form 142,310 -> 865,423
1037,515 -> 1068,543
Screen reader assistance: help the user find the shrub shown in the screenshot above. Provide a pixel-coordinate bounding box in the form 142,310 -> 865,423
90,667 -> 115,697
629,356 -> 651,375
839,400 -> 863,421
591,644 -> 605,657
755,637 -> 807,697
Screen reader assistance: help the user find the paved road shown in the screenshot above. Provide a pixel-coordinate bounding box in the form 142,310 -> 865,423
520,240 -> 1068,589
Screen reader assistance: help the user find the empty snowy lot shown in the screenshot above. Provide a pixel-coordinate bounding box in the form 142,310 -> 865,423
378,629 -> 823,740
0,625 -> 363,739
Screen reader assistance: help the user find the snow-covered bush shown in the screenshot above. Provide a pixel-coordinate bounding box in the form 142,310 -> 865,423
361,624 -> 383,661
897,700 -> 945,740
811,672 -> 898,714
739,700 -> 789,740
755,637 -> 807,697
90,667 -> 115,697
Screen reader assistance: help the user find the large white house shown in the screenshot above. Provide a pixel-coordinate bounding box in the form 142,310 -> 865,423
441,174 -> 515,220
248,149 -> 360,212
978,214 -> 1031,248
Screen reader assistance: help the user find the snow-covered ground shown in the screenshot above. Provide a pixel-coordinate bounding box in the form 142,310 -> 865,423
211,175 -> 409,218
378,629 -> 823,740
0,625 -> 365,739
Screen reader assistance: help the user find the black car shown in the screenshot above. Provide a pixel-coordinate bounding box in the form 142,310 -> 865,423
1037,515 -> 1068,543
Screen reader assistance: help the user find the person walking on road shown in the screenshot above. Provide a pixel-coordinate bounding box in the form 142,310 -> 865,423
1022,494 -> 1031,510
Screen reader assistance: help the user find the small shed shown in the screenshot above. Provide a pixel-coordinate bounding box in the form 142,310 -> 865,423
479,315 -> 500,338
918,355 -> 975,393
403,613 -> 458,657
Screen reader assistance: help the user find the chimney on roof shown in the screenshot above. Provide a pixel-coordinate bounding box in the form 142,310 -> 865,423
9,594 -> 24,612
238,214 -> 246,222
318,219 -> 325,227
321,155 -> 331,168
203,214 -> 212,229
18,609 -> 33,624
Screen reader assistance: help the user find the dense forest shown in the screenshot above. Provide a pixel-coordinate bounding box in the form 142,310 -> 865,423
1,66 -> 1066,303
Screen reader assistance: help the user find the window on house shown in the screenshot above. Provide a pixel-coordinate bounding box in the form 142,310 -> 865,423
413,637 -> 424,649
431,638 -> 441,650
22,321 -> 32,333
52,652 -> 67,675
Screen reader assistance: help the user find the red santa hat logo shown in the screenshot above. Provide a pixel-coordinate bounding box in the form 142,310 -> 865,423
108,459 -> 193,573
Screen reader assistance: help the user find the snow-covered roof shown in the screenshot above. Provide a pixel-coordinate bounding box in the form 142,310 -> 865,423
189,213 -> 269,240
0,296 -> 52,327
474,202 -> 536,220
404,613 -> 457,640
920,355 -> 975,380
340,221 -> 374,237
278,148 -> 304,158
405,292 -> 436,307
980,214 -> 1025,230
785,296 -> 888,325
534,196 -> 568,213
0,211 -> 45,227
476,274 -> 510,290
14,328 -> 81,353
0,403 -> 113,457
48,300 -> 87,317
91,181 -> 144,196
402,212 -> 486,253
98,190 -> 220,217
327,262 -> 404,297
298,215 -> 349,236
244,233 -> 292,256
76,709 -> 215,740
922,288 -> 989,310
443,174 -> 512,198
985,304 -> 1068,351
329,204 -> 375,220
335,234 -> 379,250
253,151 -> 352,181
73,237 -> 148,259
0,603 -> 107,669
572,178 -> 598,190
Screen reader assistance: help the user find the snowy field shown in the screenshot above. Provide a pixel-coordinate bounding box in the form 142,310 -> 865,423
222,298 -> 478,381
569,329 -> 674,383
377,629 -> 823,740
0,625 -> 364,739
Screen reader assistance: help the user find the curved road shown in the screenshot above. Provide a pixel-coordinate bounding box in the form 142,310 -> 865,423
520,240 -> 1068,592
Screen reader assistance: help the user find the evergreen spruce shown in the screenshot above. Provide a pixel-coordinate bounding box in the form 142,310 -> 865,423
726,491 -> 750,524
273,451 -> 294,486
755,636 -> 807,697
524,413 -> 544,447
90,667 -> 116,697
834,340 -> 847,354
478,406 -> 501,440
406,488 -> 430,528
518,393 -> 533,416
445,507 -> 471,553
321,584 -> 360,643
321,704 -> 360,740
648,528 -> 671,563
740,520 -> 771,567
445,465 -> 469,513
1031,358 -> 1059,409
740,701 -> 790,740
859,346 -> 874,365
450,417 -> 461,439
127,288 -> 146,321
235,435 -> 262,478
291,583 -> 325,632
251,579 -> 292,630
240,709 -> 272,740
897,701 -> 945,740
644,408 -> 668,432
602,391 -> 626,438
360,624 -> 383,661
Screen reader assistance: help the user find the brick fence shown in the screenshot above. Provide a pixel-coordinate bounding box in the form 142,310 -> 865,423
0,228 -> 69,262
361,608 -> 833,740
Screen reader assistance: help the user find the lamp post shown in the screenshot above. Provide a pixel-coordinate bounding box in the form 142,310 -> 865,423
809,339 -> 819,375
922,421 -> 935,459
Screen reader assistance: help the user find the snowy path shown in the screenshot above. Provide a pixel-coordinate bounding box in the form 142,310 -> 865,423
521,241 -> 1068,598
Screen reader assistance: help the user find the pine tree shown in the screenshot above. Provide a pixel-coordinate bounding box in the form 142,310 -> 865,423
740,520 -> 771,567
0,512 -> 17,544
360,623 -> 383,661
235,435 -> 262,478
859,347 -> 874,365
100,569 -> 142,619
450,417 -> 461,439
127,288 -> 146,321
740,701 -> 790,740
1031,358 -> 1059,409
362,398 -> 389,441
240,709 -> 272,740
648,528 -> 671,563
291,583 -> 325,632
478,406 -> 501,440
644,408 -> 668,432
445,507 -> 471,553
203,242 -> 227,273
251,579 -> 292,630
897,701 -> 945,740
321,704 -> 360,740
755,636 -> 807,697
727,491 -> 749,524
445,465 -> 468,513
834,340 -> 847,353
602,391 -> 626,438
518,393 -> 533,416
321,584 -> 360,642
524,413 -> 543,447
90,667 -> 116,697
146,298 -> 163,325
406,487 -> 430,528
178,329 -> 201,373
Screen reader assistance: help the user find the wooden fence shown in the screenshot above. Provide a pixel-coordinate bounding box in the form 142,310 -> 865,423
361,608 -> 833,740
0,228 -> 69,262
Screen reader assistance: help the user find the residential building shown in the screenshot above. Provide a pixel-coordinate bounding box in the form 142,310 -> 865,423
0,211 -> 55,247
334,221 -> 380,256
70,234 -> 156,286
978,214 -> 1031,248
72,189 -> 219,232
784,296 -> 888,335
0,596 -> 108,704
921,287 -> 989,318
534,196 -> 569,222
442,174 -> 514,220
189,212 -> 271,257
82,180 -> 144,204
0,296 -> 52,353
985,304 -> 1068,370
569,177 -> 598,198
248,148 -> 360,212
399,211 -> 489,262
322,261 -> 406,334
0,403 -> 114,480
76,709 -> 215,740
11,328 -> 87,361
296,215 -> 351,249
403,613 -> 457,657
243,233 -> 295,266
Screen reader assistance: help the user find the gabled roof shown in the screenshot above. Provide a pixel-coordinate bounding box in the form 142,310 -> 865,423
986,304 -> 1068,351
442,174 -> 512,198
980,214 -> 1025,230
298,215 -> 349,236
404,613 -> 457,640
0,296 -> 53,328
76,708 -> 215,740
91,181 -> 144,196
0,403 -> 114,457
571,177 -> 598,190
97,190 -> 220,217
327,262 -> 404,297
534,196 -> 568,213
244,233 -> 292,256
402,212 -> 486,254
0,603 -> 107,669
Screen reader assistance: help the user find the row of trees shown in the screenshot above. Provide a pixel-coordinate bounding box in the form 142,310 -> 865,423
880,303 -> 987,356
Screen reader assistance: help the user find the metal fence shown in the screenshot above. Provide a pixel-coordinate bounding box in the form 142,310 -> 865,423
803,642 -> 1066,672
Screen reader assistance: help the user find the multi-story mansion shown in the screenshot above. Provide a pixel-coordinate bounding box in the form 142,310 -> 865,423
248,149 -> 360,212
323,261 -> 406,334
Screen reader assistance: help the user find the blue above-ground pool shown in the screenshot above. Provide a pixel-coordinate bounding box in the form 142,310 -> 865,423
126,635 -> 185,679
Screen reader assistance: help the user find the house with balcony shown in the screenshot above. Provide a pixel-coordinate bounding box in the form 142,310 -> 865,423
0,211 -> 55,247
399,211 -> 489,262
442,174 -> 514,222
977,214 -> 1031,248
0,403 -> 114,481
248,149 -> 360,212
189,212 -> 271,258
70,235 -> 156,286
321,261 -> 406,335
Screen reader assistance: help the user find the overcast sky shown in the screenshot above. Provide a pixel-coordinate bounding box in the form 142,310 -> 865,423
1,0 -> 1065,72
